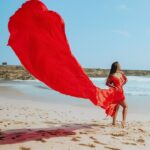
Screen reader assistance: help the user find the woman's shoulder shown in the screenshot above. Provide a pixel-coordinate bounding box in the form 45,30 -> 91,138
119,71 -> 125,74
109,71 -> 125,79
115,71 -> 125,76
112,72 -> 123,79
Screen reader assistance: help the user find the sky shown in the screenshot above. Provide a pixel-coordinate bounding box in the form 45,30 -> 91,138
0,0 -> 150,70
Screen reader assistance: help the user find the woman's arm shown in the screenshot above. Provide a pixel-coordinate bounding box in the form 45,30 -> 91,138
106,76 -> 116,88
120,71 -> 128,85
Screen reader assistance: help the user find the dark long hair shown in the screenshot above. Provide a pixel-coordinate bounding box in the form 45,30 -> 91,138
108,61 -> 119,76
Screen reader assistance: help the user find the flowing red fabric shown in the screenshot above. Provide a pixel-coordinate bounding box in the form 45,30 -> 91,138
8,0 -> 126,117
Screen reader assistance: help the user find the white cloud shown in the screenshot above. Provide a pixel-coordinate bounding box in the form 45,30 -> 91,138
112,30 -> 130,37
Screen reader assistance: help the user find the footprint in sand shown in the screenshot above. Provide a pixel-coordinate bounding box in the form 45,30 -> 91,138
79,131 -> 88,135
89,136 -> 107,145
91,124 -> 100,127
79,143 -> 96,148
122,141 -> 137,146
111,131 -> 128,137
71,136 -> 81,142
136,138 -> 145,145
19,146 -> 31,150
7,122 -> 11,125
104,146 -> 120,150
138,128 -> 146,133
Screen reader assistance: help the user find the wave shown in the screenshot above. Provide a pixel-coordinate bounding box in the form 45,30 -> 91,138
0,76 -> 150,96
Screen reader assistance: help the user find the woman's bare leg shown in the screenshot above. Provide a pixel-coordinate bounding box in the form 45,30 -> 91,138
119,100 -> 128,127
112,105 -> 119,125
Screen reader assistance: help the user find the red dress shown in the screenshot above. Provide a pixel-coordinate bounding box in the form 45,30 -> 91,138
8,0 -> 127,118
96,71 -> 127,116
106,71 -> 127,102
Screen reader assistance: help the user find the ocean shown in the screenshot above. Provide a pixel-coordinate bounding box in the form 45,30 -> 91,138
1,76 -> 150,96
0,76 -> 150,115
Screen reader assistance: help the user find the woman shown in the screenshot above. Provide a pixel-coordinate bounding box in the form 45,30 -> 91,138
106,61 -> 128,127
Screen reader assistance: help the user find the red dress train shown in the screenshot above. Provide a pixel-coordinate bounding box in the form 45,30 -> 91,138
8,0 -> 127,117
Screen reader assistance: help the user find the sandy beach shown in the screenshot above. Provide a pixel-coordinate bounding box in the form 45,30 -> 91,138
0,81 -> 150,150
1,0 -> 150,149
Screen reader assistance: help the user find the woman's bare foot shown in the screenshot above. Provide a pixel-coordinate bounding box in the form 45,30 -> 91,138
121,121 -> 126,128
112,123 -> 116,126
